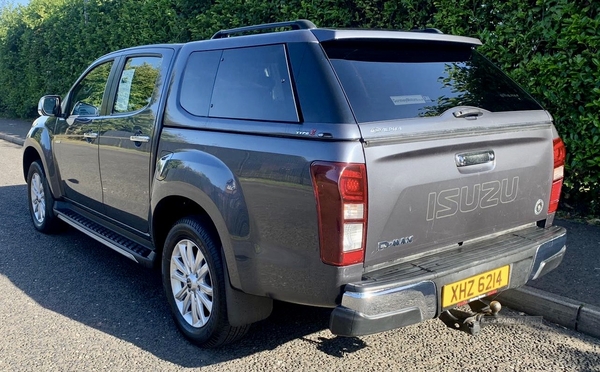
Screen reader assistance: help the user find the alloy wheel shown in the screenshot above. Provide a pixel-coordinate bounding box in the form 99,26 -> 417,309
30,173 -> 45,224
170,239 -> 214,328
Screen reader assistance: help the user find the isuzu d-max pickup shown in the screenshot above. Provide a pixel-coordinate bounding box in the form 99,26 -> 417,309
23,20 -> 567,347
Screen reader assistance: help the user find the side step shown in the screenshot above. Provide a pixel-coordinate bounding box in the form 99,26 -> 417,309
54,207 -> 155,267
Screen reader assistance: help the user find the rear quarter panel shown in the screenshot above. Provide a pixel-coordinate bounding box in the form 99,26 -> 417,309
152,38 -> 366,306
155,125 -> 365,306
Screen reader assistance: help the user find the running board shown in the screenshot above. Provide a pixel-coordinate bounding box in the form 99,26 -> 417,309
54,208 -> 155,267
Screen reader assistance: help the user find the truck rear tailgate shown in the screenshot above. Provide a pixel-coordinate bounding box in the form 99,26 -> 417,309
359,112 -> 554,267
321,37 -> 558,268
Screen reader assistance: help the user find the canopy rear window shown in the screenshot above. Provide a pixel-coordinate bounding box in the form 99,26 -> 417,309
322,40 -> 542,123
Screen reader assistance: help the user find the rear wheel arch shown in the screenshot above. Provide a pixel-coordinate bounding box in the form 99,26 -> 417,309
152,194 -> 272,332
151,193 -> 242,289
152,196 -> 221,268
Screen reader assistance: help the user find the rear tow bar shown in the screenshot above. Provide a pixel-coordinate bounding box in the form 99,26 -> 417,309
439,300 -> 502,336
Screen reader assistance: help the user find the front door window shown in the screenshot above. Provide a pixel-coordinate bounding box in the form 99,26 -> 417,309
69,62 -> 113,117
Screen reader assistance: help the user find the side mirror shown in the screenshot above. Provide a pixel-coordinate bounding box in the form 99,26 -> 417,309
38,95 -> 62,117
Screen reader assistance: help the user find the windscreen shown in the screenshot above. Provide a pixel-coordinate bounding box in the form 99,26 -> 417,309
322,40 -> 542,123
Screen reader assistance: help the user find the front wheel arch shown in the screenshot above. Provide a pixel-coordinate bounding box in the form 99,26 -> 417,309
23,146 -> 42,182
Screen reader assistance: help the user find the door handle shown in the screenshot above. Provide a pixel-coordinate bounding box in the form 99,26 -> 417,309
455,150 -> 495,167
83,132 -> 98,139
74,117 -> 93,124
455,150 -> 496,174
130,135 -> 150,143
453,108 -> 483,118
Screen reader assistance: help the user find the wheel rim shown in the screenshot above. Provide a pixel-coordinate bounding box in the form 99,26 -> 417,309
30,173 -> 45,224
170,239 -> 214,328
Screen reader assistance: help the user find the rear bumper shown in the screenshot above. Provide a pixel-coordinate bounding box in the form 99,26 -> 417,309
329,225 -> 567,336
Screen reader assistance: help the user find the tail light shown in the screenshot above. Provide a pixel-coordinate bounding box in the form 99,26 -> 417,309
310,162 -> 367,266
548,137 -> 566,214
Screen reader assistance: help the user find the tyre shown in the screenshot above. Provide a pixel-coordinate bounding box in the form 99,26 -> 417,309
26,160 -> 61,233
162,217 -> 249,347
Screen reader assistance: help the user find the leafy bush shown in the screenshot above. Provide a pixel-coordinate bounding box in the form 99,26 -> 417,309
0,0 -> 598,214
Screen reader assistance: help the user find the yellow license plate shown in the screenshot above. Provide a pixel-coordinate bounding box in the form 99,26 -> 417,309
442,265 -> 510,308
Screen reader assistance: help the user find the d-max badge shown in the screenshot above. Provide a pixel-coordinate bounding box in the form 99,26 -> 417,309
378,236 -> 414,251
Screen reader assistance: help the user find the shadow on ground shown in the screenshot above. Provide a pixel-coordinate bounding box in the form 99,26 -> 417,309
0,184 -> 365,367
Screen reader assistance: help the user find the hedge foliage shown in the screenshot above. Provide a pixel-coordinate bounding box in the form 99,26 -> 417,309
1,0 -> 599,213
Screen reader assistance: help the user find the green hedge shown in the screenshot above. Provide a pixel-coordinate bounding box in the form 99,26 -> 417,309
1,0 -> 599,214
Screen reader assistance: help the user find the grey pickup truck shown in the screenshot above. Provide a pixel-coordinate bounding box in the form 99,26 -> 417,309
23,20 -> 567,347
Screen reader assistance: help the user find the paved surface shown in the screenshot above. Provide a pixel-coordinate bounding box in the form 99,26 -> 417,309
0,117 -> 30,146
530,219 -> 600,308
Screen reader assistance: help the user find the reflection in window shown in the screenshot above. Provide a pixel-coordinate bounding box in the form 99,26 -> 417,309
325,41 -> 541,123
70,61 -> 113,116
113,56 -> 162,114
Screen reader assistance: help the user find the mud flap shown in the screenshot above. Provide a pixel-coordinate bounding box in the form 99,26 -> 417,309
224,264 -> 273,327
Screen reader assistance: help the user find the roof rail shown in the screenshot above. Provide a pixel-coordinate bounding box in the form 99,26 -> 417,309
211,19 -> 317,39
411,28 -> 444,34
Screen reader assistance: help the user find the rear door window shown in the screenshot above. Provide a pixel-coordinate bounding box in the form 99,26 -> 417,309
113,56 -> 163,114
323,40 -> 542,123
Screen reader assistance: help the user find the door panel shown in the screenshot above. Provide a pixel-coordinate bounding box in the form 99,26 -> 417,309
53,61 -> 115,211
99,53 -> 169,232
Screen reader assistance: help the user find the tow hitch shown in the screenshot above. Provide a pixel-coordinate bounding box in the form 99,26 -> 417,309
439,300 -> 502,336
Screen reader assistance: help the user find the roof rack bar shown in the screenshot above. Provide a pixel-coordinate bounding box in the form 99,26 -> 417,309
410,28 -> 444,34
211,19 -> 317,39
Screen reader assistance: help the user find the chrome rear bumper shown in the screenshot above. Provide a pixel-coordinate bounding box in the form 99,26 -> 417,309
330,225 -> 567,336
